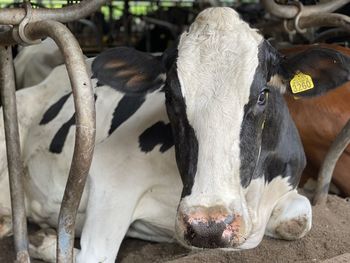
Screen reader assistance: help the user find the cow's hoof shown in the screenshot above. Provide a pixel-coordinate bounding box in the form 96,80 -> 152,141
274,215 -> 310,240
0,215 -> 12,238
265,190 -> 312,240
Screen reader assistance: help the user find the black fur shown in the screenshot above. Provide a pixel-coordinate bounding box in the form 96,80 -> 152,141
49,113 -> 75,154
109,95 -> 145,136
139,121 -> 174,153
40,93 -> 71,125
239,41 -> 306,188
165,64 -> 199,198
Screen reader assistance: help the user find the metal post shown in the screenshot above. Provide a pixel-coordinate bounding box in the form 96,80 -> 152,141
123,0 -> 130,45
0,46 -> 30,263
313,119 -> 350,205
0,18 -> 97,262
0,0 -> 108,25
23,20 -> 96,262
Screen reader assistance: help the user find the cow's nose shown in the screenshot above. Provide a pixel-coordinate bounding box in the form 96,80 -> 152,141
181,206 -> 245,248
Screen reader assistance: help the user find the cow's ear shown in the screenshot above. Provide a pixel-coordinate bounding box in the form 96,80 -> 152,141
271,47 -> 350,97
92,47 -> 167,95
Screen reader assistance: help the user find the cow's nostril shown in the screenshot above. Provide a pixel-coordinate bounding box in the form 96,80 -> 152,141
184,219 -> 228,248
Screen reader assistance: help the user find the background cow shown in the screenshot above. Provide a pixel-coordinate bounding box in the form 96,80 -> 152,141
0,7 -> 350,263
14,38 -> 64,90
283,44 -> 350,197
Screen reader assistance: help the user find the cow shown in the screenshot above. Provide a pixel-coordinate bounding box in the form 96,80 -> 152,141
283,44 -> 350,197
14,38 -> 64,90
0,7 -> 350,263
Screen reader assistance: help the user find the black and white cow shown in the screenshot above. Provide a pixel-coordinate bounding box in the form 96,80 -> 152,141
1,7 -> 350,263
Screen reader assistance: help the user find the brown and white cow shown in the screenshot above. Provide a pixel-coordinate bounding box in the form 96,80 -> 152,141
0,8 -> 350,263
283,44 -> 350,197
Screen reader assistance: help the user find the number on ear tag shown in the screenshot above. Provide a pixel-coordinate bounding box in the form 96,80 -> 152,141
290,72 -> 314,94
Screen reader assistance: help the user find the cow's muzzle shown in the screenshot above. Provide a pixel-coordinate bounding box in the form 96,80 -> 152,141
176,205 -> 246,249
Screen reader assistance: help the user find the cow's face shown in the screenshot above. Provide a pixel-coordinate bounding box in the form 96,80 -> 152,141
93,6 -> 350,251
165,7 -> 280,249
163,7 -> 350,249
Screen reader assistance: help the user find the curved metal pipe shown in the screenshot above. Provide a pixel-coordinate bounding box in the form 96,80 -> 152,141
313,119 -> 350,205
313,28 -> 350,43
0,45 -> 30,263
297,13 -> 350,31
261,0 -> 350,19
260,13 -> 350,37
22,20 -> 96,262
0,0 -> 107,25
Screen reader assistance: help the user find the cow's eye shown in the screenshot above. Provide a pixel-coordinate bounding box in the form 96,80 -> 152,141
257,89 -> 269,106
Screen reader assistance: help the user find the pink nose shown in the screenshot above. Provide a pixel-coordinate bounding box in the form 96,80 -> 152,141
179,206 -> 245,248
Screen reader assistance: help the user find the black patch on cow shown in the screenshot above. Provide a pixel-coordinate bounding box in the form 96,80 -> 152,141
165,64 -> 199,198
39,93 -> 71,125
49,113 -> 75,154
239,40 -> 305,188
109,94 -> 145,136
139,121 -> 174,153
49,94 -> 97,154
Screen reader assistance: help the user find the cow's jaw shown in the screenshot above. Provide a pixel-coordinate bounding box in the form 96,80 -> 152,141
168,7 -> 264,248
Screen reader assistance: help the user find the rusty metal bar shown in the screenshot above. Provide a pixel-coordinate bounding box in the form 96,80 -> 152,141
0,0 -> 107,25
0,46 -> 30,263
313,119 -> 350,205
261,0 -> 350,19
0,20 -> 96,261
20,20 -> 96,262
281,13 -> 350,33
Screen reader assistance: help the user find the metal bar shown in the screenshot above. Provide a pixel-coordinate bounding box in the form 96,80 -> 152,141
258,13 -> 350,36
142,16 -> 179,38
21,20 -> 96,262
0,0 -> 107,25
313,119 -> 350,205
297,13 -> 350,31
261,0 -> 350,19
0,46 -> 30,263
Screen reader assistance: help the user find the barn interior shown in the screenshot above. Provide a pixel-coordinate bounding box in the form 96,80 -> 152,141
0,0 -> 350,262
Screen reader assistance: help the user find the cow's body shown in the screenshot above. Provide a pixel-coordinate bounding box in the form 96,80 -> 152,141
1,8 -> 350,263
0,55 -> 308,263
14,38 -> 64,90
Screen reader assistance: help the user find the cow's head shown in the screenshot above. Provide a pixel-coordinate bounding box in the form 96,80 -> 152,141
93,7 -> 350,250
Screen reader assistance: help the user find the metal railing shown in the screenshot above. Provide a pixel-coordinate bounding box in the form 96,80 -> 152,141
0,1 -> 107,262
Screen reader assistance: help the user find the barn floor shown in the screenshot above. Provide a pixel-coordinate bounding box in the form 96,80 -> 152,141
1,195 -> 349,263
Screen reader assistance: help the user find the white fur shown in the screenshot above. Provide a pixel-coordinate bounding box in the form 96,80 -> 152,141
14,38 -> 64,90
176,7 -> 263,236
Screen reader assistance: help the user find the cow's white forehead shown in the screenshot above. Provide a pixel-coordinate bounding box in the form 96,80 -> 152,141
177,7 -> 263,110
176,7 -> 264,207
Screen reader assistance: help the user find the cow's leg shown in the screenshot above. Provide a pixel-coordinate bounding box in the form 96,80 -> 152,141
76,176 -> 140,263
29,228 -> 78,263
265,190 -> 312,240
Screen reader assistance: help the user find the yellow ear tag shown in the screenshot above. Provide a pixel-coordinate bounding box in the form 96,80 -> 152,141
290,72 -> 314,94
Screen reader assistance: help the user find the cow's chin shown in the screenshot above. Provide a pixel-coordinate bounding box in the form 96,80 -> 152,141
174,205 -> 251,250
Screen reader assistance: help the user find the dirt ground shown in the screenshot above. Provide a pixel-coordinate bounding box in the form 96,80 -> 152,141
1,195 -> 349,263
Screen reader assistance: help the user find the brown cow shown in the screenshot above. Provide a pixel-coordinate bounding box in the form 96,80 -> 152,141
283,44 -> 350,196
